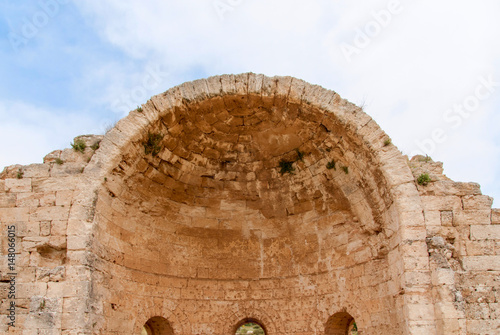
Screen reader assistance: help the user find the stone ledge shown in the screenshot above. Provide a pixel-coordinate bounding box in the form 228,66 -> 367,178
492,209 -> 500,224
462,256 -> 500,271
470,225 -> 500,240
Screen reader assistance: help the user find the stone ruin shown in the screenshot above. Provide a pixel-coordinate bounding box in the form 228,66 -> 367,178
0,73 -> 499,334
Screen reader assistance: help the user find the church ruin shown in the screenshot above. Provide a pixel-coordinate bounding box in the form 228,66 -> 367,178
1,73 -> 499,334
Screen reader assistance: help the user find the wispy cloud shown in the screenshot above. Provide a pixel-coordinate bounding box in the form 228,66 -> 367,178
1,0 -> 499,205
0,101 -> 96,168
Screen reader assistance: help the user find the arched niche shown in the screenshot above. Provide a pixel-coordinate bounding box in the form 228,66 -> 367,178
325,312 -> 358,335
141,316 -> 174,335
83,73 -> 431,334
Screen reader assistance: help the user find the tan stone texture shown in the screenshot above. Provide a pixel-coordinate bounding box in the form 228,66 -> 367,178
0,74 -> 498,334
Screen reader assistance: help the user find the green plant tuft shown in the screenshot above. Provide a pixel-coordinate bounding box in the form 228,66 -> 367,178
16,169 -> 24,179
55,158 -> 64,165
418,155 -> 432,162
71,139 -> 87,153
384,138 -> 392,146
143,132 -> 164,157
326,160 -> 336,170
342,166 -> 349,174
279,160 -> 295,175
417,173 -> 431,186
90,141 -> 100,151
296,149 -> 304,162
136,106 -> 143,113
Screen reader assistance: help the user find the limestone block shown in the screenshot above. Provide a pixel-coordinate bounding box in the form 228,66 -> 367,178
440,210 -> 453,226
15,193 -> 38,208
431,268 -> 455,286
400,225 -> 427,242
454,210 -> 491,226
30,206 -> 70,222
32,176 -> 80,192
405,303 -> 436,321
462,195 -> 493,210
378,154 -> 415,190
50,162 -> 87,177
50,220 -> 67,236
23,164 -> 50,178
463,256 -> 500,270
391,182 -> 423,213
400,241 -> 428,258
421,195 -> 462,211
55,190 -> 74,207
490,303 -> 500,319
5,178 -> 32,193
465,302 -> 491,319
466,319 -> 500,335
17,282 -> 48,299
470,225 -> 500,240
418,180 -> 482,197
403,271 -> 432,288
424,210 -> 441,226
492,209 -> 500,224
39,193 -> 56,207
466,240 -> 495,256
0,193 -> 16,207
0,207 -> 29,222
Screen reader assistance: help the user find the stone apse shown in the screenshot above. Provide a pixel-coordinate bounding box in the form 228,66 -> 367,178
1,74 -> 499,335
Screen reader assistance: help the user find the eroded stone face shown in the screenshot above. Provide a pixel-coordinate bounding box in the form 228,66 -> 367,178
1,74 -> 499,335
91,91 -> 399,333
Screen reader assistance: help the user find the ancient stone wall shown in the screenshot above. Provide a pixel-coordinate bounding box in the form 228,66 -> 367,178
0,135 -> 103,334
0,73 -> 498,334
409,156 -> 500,334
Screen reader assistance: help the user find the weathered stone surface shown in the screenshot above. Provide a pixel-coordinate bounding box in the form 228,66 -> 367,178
470,225 -> 500,240
0,74 -> 498,335
462,256 -> 500,271
492,208 -> 500,224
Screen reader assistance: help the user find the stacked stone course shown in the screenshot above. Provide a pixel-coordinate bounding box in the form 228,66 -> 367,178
0,74 -> 498,334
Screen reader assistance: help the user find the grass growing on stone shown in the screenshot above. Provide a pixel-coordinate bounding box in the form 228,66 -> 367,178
342,166 -> 349,174
71,139 -> 87,153
384,138 -> 392,146
326,160 -> 336,170
143,132 -> 164,157
55,158 -> 64,165
278,148 -> 306,175
91,141 -> 101,151
296,149 -> 305,161
279,160 -> 295,175
417,173 -> 431,186
16,169 -> 23,179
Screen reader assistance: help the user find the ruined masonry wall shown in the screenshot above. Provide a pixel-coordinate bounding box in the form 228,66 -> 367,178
0,73 -> 498,335
410,156 -> 500,335
0,135 -> 102,334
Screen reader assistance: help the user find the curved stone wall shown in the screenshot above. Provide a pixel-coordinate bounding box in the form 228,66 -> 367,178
85,74 -> 430,334
6,74 -> 498,335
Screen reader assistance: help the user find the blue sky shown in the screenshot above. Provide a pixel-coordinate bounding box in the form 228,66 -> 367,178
1,0 -> 499,206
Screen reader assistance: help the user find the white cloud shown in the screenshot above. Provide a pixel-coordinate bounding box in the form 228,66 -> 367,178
0,101 -> 96,169
3,0 -> 500,206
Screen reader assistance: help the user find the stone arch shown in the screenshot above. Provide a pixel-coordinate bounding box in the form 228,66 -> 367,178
223,306 -> 279,335
325,312 -> 356,335
141,316 -> 174,335
234,318 -> 268,335
132,301 -> 188,335
81,73 -> 434,334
